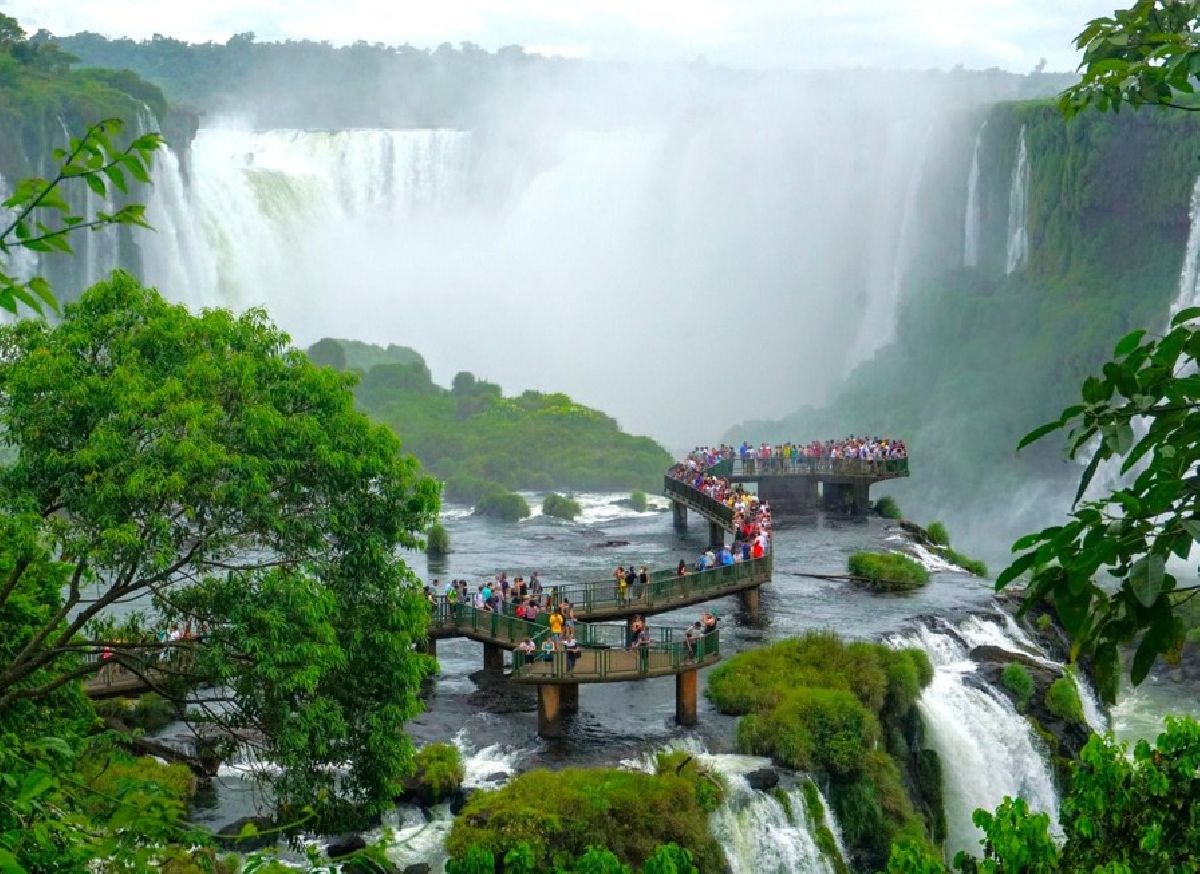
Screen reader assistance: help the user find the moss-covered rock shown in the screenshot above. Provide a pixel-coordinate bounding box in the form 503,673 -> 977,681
445,765 -> 724,872
542,492 -> 582,521
706,633 -> 938,870
848,551 -> 930,591
404,742 -> 464,806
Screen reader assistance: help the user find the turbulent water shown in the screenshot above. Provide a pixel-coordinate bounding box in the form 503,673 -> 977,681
889,616 -> 1061,858
1004,125 -> 1030,275
114,99 -> 964,448
161,494 -> 1137,868
962,121 -> 986,268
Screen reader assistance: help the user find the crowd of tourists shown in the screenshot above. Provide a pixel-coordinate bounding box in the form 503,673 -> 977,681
667,452 -> 774,555
670,435 -> 908,474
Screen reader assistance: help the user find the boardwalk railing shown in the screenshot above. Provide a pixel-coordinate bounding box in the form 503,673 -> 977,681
548,554 -> 772,614
662,476 -> 735,527
511,626 -> 720,682
431,554 -> 772,627
731,457 -> 910,478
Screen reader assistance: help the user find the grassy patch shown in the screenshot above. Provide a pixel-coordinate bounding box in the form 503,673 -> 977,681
941,547 -> 988,578
847,552 -> 930,591
1045,675 -> 1084,725
1001,663 -> 1035,709
630,490 -> 648,512
875,496 -> 903,520
925,521 -> 950,546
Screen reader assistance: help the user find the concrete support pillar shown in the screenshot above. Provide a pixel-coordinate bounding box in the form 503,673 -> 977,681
852,481 -> 870,519
538,684 -> 564,738
708,521 -> 725,548
560,683 -> 579,714
675,669 -> 698,727
671,500 -> 688,531
483,642 -> 504,671
738,585 -> 760,616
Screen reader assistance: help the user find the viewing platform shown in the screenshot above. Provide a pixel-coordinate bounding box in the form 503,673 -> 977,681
668,456 -> 909,520
429,602 -> 720,736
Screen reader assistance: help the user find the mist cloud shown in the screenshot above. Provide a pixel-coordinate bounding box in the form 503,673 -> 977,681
4,0 -> 1114,71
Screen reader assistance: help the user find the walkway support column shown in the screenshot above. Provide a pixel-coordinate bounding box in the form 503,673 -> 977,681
708,521 -> 725,548
738,585 -> 760,616
675,669 -> 698,727
852,481 -> 870,519
672,500 -> 688,531
560,683 -> 579,714
483,643 -> 504,671
538,684 -> 564,738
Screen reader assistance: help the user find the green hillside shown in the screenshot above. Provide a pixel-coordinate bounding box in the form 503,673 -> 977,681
309,338 -> 672,501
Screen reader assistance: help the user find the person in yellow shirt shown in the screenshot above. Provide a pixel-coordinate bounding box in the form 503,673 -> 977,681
548,608 -> 564,644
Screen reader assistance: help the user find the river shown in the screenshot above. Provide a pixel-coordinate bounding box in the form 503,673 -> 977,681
171,491 -> 1193,870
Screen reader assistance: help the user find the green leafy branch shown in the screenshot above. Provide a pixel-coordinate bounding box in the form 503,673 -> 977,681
999,308 -> 1200,702
1061,0 -> 1200,116
0,117 -> 162,316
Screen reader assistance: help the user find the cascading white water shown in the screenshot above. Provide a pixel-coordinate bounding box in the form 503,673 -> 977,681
890,613 -> 1063,860
1170,175 -> 1200,318
125,98 -> 959,447
963,121 -> 986,268
702,755 -> 845,874
622,744 -> 847,873
1005,126 -> 1030,275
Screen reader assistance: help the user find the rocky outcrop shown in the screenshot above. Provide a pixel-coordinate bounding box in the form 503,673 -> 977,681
971,646 -> 1090,763
744,767 -> 780,792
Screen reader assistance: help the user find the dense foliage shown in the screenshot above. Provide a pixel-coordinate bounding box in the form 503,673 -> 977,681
729,100 -> 1200,552
427,521 -> 451,556
848,551 -> 931,591
876,495 -> 904,520
706,633 -> 938,869
444,761 -> 725,872
543,492 -> 582,520
0,275 -> 441,866
886,716 -> 1200,873
474,488 -> 532,522
309,338 -> 672,497
410,742 -> 464,804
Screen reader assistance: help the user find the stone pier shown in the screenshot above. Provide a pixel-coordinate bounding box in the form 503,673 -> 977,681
708,520 -> 725,548
672,500 -> 688,531
483,642 -> 505,671
737,585 -> 760,616
560,683 -> 579,713
675,669 -> 698,726
538,684 -> 565,738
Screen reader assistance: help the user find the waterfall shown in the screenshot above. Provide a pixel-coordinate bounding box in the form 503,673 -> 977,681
1005,126 -> 1030,274
622,745 -> 846,873
889,612 -> 1066,860
963,121 -> 986,268
704,755 -> 845,874
118,107 -> 948,447
1170,175 -> 1200,319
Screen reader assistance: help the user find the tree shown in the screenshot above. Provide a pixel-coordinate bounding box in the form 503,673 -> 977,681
999,0 -> 1200,703
0,274 -> 441,838
1,118 -> 162,316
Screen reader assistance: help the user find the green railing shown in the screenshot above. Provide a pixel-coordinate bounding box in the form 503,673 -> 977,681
429,602 -> 693,650
545,553 -> 772,614
662,476 -> 735,527
731,457 -> 910,478
510,626 -> 720,681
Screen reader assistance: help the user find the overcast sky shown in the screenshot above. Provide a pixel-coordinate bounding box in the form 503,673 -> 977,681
2,0 -> 1117,71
